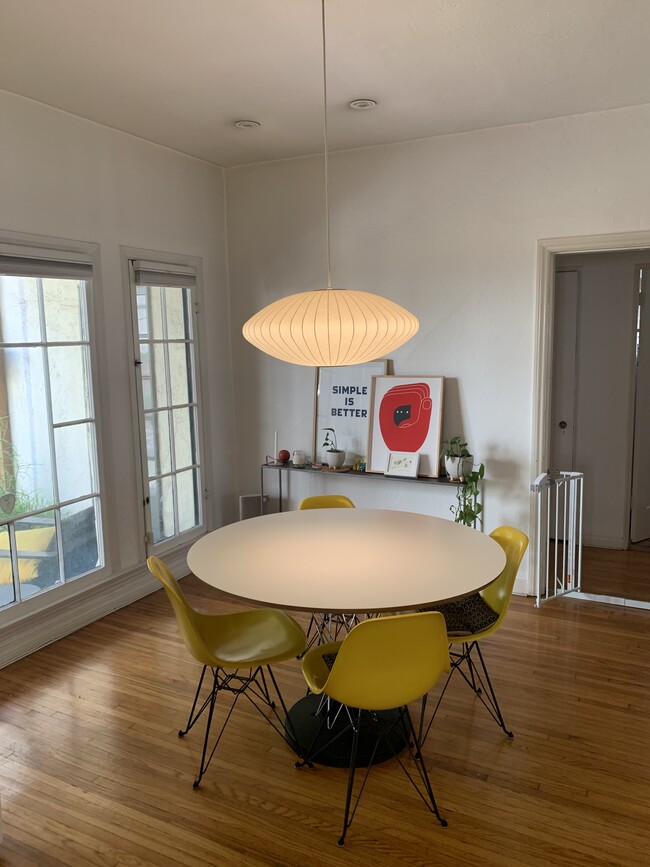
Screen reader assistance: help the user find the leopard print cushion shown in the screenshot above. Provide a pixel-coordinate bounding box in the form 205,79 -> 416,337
420,593 -> 499,636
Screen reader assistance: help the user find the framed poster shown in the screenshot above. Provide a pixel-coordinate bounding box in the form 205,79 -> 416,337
367,375 -> 444,477
312,360 -> 388,465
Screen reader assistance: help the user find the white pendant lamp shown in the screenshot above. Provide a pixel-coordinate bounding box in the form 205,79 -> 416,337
242,0 -> 419,367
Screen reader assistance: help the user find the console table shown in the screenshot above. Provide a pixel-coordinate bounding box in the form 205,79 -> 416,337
260,461 -> 465,513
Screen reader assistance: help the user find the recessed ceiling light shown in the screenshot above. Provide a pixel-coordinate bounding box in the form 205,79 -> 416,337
234,120 -> 261,129
348,99 -> 377,111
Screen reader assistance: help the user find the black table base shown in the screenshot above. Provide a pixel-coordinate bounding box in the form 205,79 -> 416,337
285,694 -> 408,768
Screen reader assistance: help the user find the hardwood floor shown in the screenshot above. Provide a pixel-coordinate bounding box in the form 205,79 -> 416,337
1,577 -> 649,866
581,545 -> 650,602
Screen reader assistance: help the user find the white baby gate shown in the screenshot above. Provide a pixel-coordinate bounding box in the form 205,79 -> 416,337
531,471 -> 584,606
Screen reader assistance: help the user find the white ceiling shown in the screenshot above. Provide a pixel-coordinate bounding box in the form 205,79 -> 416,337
2,0 -> 650,168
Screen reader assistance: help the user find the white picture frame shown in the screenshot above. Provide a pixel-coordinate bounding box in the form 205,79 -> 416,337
385,452 -> 420,478
312,360 -> 388,465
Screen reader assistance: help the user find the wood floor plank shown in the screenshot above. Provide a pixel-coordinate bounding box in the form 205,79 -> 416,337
1,575 -> 649,866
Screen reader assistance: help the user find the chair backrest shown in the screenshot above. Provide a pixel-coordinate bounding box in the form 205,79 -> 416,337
322,612 -> 450,711
147,556 -> 215,666
299,495 -> 355,510
479,526 -> 529,632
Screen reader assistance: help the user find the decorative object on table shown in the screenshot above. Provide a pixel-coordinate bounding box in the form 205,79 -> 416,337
277,449 -> 291,464
367,375 -> 444,476
313,360 -> 387,465
385,451 -> 420,478
441,435 -> 473,481
418,526 -> 529,746
241,2 -> 418,367
449,461 -> 485,527
322,427 -> 345,468
292,450 -> 306,468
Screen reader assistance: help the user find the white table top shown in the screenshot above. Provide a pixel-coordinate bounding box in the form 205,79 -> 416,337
187,509 -> 506,614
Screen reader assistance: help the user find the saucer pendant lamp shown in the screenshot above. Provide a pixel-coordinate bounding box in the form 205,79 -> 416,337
242,0 -> 419,367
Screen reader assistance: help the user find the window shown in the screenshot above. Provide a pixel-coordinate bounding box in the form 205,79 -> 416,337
130,260 -> 204,551
0,253 -> 103,608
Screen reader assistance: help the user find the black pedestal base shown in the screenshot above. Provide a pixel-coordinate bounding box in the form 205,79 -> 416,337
285,694 -> 407,767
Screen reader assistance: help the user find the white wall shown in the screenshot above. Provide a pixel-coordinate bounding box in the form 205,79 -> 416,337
554,251 -> 640,547
226,103 -> 650,588
0,90 -> 234,631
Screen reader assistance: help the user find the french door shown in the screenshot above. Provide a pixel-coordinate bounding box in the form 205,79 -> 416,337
130,260 -> 205,555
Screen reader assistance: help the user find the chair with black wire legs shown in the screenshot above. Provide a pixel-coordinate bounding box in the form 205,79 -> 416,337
298,495 -> 358,645
418,526 -> 529,746
147,556 -> 307,788
298,611 -> 450,847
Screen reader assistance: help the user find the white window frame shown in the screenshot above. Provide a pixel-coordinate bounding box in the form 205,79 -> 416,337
122,247 -> 211,558
0,230 -> 112,623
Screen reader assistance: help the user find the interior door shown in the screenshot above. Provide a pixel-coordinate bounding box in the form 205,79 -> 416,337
550,270 -> 579,473
630,266 -> 650,542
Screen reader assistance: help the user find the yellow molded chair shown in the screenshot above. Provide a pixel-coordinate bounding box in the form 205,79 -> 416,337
300,612 -> 450,846
147,556 -> 307,788
299,494 -> 356,643
420,526 -> 529,743
298,494 -> 355,510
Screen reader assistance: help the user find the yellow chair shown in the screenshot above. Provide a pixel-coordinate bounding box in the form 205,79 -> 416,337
147,556 -> 307,788
420,526 -> 529,742
299,494 -> 356,643
298,494 -> 355,510
300,612 -> 450,846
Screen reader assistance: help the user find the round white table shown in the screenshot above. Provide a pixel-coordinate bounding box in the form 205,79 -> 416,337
187,509 -> 506,613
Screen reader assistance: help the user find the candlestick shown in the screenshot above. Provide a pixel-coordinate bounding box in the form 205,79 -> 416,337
274,430 -> 278,459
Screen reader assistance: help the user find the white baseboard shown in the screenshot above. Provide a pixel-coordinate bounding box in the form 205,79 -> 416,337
583,534 -> 627,549
0,548 -> 190,670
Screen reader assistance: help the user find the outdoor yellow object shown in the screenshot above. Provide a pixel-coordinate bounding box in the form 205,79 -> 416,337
299,495 -> 355,510
147,556 -> 307,788
0,526 -> 56,585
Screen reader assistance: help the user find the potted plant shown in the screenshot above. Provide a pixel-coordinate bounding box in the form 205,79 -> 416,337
450,462 -> 485,527
322,427 -> 345,469
441,435 -> 473,481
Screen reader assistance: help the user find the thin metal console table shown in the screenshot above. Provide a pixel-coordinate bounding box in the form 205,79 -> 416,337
260,461 -> 465,513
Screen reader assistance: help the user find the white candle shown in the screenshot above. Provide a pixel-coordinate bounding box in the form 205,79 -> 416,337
274,430 -> 278,458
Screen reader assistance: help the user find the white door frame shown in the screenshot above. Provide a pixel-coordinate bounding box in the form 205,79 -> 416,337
530,230 -> 650,596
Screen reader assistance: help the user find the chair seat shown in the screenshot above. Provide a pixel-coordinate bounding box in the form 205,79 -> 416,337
420,593 -> 499,636
197,607 -> 306,668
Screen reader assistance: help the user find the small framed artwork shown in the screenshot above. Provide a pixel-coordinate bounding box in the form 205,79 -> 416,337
367,375 -> 444,477
312,360 -> 388,465
385,452 -> 420,478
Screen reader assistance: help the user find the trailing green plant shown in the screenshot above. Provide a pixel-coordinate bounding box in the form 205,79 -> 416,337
440,435 -> 470,459
322,427 -> 342,452
450,462 -> 485,527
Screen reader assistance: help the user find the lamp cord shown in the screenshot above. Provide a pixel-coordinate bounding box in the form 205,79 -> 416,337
321,0 -> 332,290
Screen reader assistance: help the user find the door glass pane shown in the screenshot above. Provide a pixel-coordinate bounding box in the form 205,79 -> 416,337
0,276 -> 42,344
54,422 -> 97,502
173,407 -> 196,470
61,498 -> 101,579
15,511 -> 60,595
0,524 -> 16,607
177,468 -> 200,534
43,279 -> 85,342
165,287 -> 190,340
146,411 -> 172,477
150,476 -> 174,543
169,343 -> 192,405
49,345 -> 91,423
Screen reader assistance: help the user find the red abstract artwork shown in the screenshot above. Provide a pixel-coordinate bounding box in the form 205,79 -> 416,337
378,382 -> 433,452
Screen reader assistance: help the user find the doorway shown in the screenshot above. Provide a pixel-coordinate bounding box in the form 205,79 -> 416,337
533,232 -> 650,606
